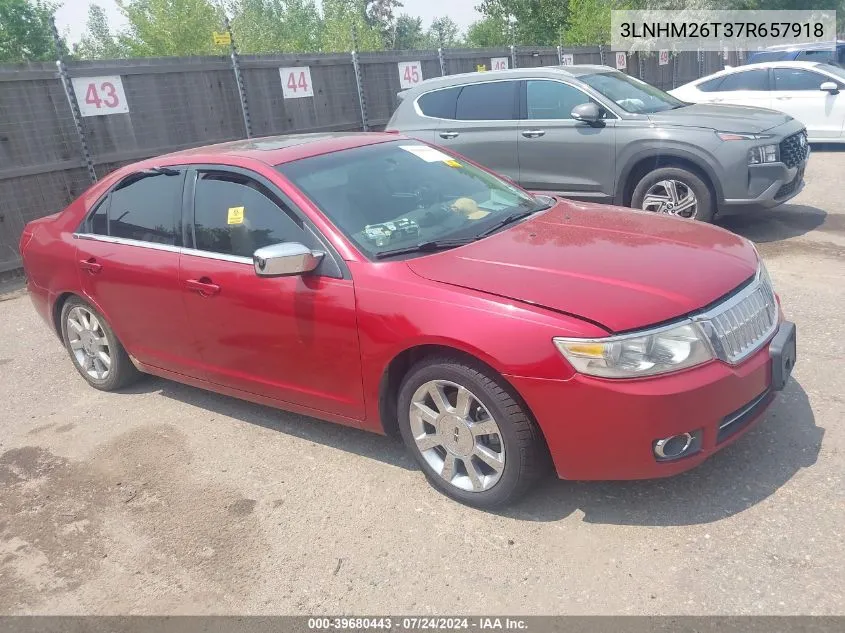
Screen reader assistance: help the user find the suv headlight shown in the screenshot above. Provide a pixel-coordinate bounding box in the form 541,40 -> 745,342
554,322 -> 715,379
748,144 -> 780,165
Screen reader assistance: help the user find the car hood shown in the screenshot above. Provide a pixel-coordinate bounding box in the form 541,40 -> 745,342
648,103 -> 792,133
405,202 -> 758,333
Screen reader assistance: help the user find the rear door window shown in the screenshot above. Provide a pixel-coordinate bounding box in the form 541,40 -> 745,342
717,69 -> 769,91
108,172 -> 182,245
455,81 -> 518,120
417,87 -> 460,119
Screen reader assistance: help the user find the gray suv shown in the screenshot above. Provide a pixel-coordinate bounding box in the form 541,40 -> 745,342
386,65 -> 809,222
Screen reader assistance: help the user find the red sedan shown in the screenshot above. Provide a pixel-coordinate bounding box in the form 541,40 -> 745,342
20,133 -> 797,507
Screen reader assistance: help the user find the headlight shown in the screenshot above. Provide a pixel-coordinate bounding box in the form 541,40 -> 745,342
554,322 -> 715,379
748,144 -> 779,165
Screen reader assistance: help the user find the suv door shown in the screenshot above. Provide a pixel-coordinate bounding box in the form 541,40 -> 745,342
771,67 -> 845,138
179,167 -> 365,420
74,169 -> 202,377
432,80 -> 520,182
699,68 -> 772,109
517,79 -> 616,200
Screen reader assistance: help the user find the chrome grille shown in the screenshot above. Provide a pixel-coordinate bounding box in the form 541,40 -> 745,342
696,275 -> 778,365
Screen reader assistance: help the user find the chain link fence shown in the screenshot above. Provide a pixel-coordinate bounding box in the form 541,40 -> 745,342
0,45 -> 738,273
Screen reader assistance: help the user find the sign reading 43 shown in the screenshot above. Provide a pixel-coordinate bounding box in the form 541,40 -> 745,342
71,76 -> 129,117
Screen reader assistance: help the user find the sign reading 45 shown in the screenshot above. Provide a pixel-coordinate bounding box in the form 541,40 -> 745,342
71,76 -> 129,117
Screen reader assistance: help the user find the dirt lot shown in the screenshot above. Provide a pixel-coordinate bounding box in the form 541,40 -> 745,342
1,149 -> 843,615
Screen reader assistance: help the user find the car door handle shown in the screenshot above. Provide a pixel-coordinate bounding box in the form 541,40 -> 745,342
776,96 -> 792,100
521,129 -> 546,138
79,258 -> 102,274
709,98 -> 723,103
185,278 -> 221,297
439,131 -> 459,139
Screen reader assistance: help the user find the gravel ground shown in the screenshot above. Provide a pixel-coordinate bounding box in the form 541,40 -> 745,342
0,149 -> 843,615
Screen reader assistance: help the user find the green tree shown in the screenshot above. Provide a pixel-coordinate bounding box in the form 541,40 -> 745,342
366,0 -> 402,47
321,0 -> 381,52
229,0 -> 322,54
466,15 -> 510,47
427,16 -> 463,47
115,0 -> 224,57
0,0 -> 56,62
392,13 -> 424,49
75,4 -> 130,59
475,0 -> 569,45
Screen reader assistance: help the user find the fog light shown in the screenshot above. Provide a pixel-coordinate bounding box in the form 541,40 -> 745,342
653,430 -> 702,461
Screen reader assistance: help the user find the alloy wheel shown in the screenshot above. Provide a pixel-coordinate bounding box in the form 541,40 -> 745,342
641,179 -> 698,218
409,379 -> 505,492
66,306 -> 112,380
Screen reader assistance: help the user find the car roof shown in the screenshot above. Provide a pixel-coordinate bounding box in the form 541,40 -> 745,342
150,132 -> 401,167
692,60 -> 825,81
756,40 -> 845,52
398,64 -> 615,97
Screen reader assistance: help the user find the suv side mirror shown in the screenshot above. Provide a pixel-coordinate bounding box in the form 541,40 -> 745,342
253,242 -> 324,277
571,102 -> 603,125
820,81 -> 839,94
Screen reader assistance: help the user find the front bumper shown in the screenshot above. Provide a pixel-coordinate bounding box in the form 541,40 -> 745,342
719,144 -> 809,214
507,321 -> 795,481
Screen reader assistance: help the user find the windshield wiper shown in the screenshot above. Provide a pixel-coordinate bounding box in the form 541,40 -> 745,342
475,200 -> 553,238
374,238 -> 477,259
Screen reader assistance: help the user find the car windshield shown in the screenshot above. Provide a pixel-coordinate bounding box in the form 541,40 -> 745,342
818,63 -> 845,81
580,70 -> 685,113
277,140 -> 547,258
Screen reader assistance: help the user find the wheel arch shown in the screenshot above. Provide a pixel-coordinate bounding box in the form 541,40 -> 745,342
617,149 -> 723,208
377,343 -> 547,452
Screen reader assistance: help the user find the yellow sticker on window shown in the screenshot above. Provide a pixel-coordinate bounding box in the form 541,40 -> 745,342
445,159 -> 462,168
227,206 -> 244,225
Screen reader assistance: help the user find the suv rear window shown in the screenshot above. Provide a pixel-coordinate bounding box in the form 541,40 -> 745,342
455,81 -> 517,120
417,87 -> 460,119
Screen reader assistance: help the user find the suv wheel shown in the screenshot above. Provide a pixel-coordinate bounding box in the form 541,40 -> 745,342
397,356 -> 548,508
631,167 -> 714,222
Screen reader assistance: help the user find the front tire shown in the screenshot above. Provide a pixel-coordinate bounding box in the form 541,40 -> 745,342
397,356 -> 547,508
60,296 -> 141,391
631,166 -> 714,222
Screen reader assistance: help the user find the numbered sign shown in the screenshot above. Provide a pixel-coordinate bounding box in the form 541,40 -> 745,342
280,67 -> 314,99
561,54 -> 574,66
658,50 -> 669,66
71,76 -> 129,117
398,61 -> 423,89
490,57 -> 509,71
615,52 -> 627,70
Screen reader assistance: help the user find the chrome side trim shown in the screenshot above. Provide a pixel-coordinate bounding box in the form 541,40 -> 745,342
74,232 -> 253,265
74,232 -> 182,254
180,248 -> 252,265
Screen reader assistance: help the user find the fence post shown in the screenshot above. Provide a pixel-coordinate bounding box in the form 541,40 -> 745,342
224,16 -> 252,139
510,45 -> 517,69
637,52 -> 644,79
599,44 -> 605,66
351,51 -> 368,132
50,19 -> 97,184
438,47 -> 447,76
672,51 -> 677,89
557,45 -> 563,65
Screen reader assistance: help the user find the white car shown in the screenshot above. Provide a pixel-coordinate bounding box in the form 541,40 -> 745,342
670,61 -> 845,142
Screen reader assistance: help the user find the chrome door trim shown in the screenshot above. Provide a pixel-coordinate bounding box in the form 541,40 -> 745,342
74,233 -> 252,265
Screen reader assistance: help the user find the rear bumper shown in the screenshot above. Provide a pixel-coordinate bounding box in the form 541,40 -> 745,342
507,331 -> 783,481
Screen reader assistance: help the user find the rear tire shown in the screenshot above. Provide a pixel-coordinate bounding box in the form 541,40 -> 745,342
631,166 -> 714,223
397,356 -> 548,508
60,296 -> 141,391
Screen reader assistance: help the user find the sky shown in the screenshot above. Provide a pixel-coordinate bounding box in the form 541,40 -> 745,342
55,0 -> 482,44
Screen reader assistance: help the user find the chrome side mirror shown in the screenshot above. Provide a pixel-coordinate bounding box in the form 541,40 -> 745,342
253,242 -> 324,277
571,102 -> 603,125
820,81 -> 839,94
